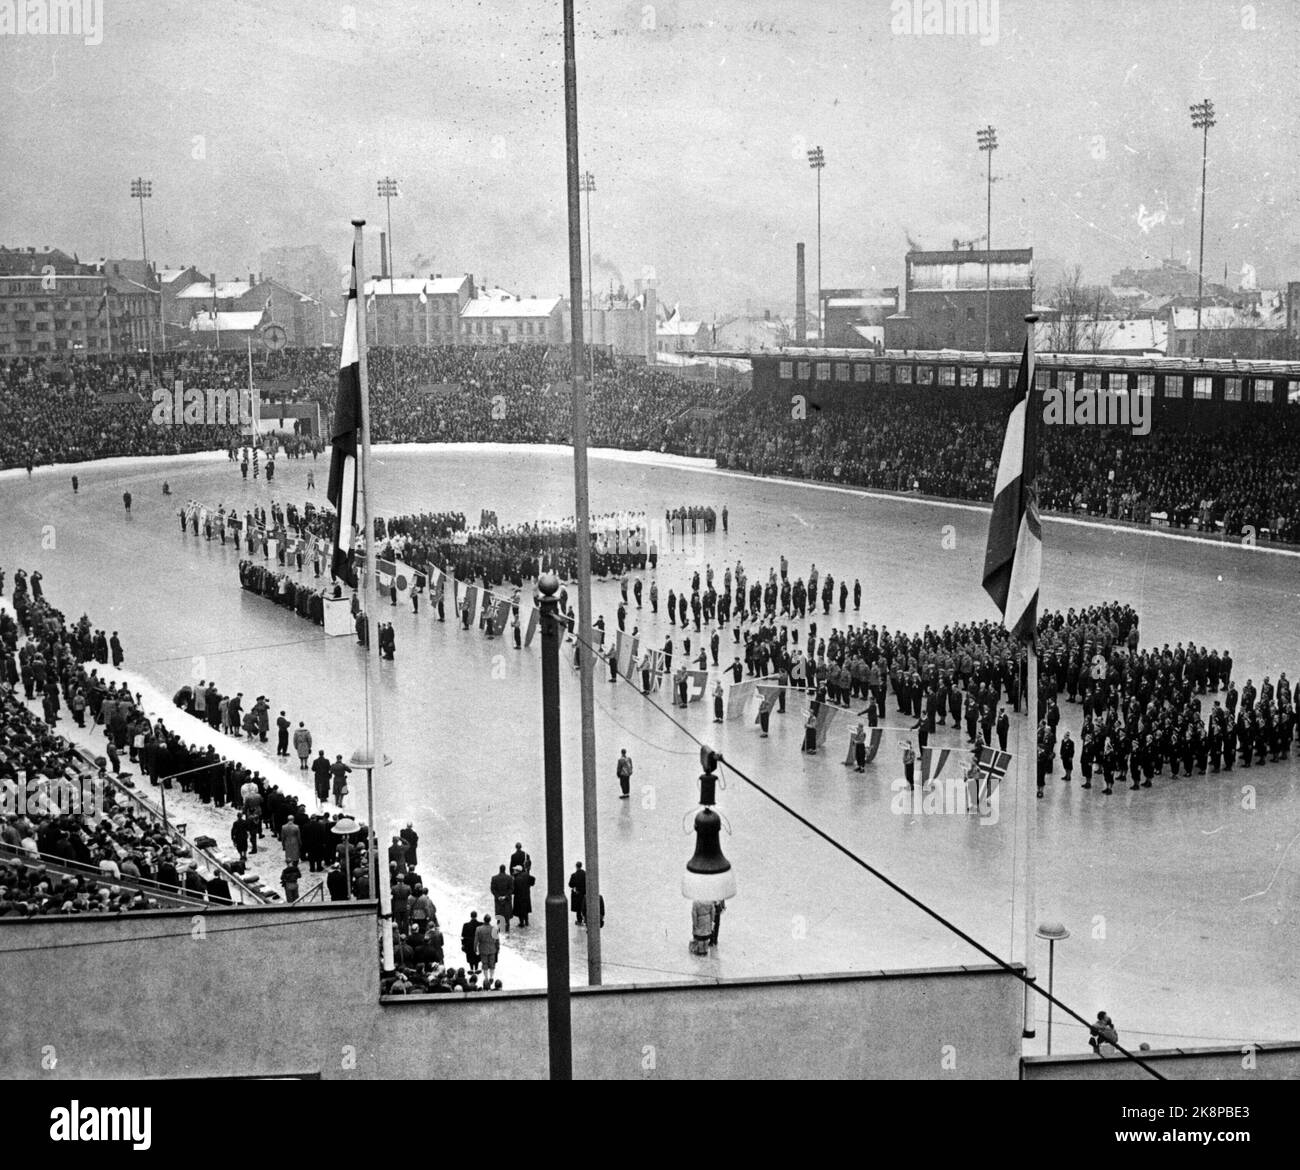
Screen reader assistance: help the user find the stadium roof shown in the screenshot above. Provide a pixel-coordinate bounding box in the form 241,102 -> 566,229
460,295 -> 560,319
730,346 -> 1300,376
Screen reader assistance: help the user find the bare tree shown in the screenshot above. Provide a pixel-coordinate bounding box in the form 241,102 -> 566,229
1045,265 -> 1117,351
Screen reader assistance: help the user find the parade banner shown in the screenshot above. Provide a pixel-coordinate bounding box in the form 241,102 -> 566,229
377,557 -> 396,589
814,703 -> 840,748
684,668 -> 709,703
752,688 -> 779,727
976,746 -> 1013,804
844,727 -> 884,766
266,538 -> 278,564
728,678 -> 757,721
426,564 -> 445,607
492,597 -> 512,635
523,606 -> 540,647
462,584 -> 479,625
920,747 -> 952,786
646,648 -> 667,692
615,629 -> 638,681
394,560 -> 418,598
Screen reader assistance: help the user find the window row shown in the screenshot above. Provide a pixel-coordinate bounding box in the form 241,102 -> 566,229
777,360 -> 1290,403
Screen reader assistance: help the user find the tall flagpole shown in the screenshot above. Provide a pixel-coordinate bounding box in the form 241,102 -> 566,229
1022,312 -> 1039,1039
353,218 -> 395,971
563,0 -> 602,985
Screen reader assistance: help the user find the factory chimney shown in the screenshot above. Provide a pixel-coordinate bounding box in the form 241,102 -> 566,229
795,242 -> 807,343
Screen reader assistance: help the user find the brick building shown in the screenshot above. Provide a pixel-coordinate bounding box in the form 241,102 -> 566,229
884,247 -> 1033,351
362,274 -> 474,347
459,294 -> 565,345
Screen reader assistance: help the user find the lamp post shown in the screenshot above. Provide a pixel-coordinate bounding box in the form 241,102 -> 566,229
976,126 -> 997,354
578,170 -> 596,380
1189,99 -> 1216,358
1035,921 -> 1070,1054
331,816 -> 361,901
537,572 -> 572,1079
130,177 -> 155,375
807,147 -> 825,344
562,0 -> 603,989
682,749 -> 737,952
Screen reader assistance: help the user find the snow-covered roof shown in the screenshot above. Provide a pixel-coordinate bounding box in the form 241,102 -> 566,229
658,318 -> 704,337
1104,318 -> 1167,350
188,310 -> 265,332
1169,306 -> 1284,331
460,296 -> 561,319
362,275 -> 469,298
177,281 -> 253,300
826,296 -> 895,309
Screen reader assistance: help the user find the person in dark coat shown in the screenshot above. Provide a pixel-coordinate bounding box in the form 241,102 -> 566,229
568,861 -> 587,925
206,874 -> 233,905
311,751 -> 331,808
230,814 -> 250,862
461,911 -> 481,972
490,864 -> 515,931
400,823 -> 419,866
325,865 -> 348,901
511,865 -> 534,926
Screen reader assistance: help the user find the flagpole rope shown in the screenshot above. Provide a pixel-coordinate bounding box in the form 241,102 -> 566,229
560,622 -> 1167,1079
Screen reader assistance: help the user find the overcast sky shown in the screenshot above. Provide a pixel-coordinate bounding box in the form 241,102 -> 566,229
2,0 -> 1297,314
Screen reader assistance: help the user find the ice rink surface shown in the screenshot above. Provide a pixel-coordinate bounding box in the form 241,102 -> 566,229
3,443 -> 1297,1054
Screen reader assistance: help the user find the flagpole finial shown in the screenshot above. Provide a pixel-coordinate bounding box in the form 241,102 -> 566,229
1025,314 -> 1040,324
351,218 -> 366,228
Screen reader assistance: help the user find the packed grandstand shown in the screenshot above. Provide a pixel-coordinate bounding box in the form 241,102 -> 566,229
3,345 -> 1297,544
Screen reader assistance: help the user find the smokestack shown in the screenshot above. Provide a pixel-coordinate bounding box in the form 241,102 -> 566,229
380,231 -> 389,279
645,284 -> 657,364
795,243 -> 807,343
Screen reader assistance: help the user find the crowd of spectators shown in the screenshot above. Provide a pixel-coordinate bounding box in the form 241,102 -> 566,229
0,582 -> 226,914
708,386 -> 1300,542
4,347 -> 1299,543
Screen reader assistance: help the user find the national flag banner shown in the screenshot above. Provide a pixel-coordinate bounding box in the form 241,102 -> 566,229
976,746 -> 1013,805
412,565 -> 427,591
393,560 -> 417,598
982,338 -> 1041,643
462,584 -> 479,623
684,669 -> 709,703
327,243 -> 362,588
523,607 -> 540,647
266,538 -> 278,564
492,597 -> 512,634
814,703 -> 839,748
426,564 -> 445,606
646,648 -> 667,691
615,629 -> 638,681
921,747 -> 951,785
727,678 -> 757,721
376,557 -> 397,589
841,726 -> 883,766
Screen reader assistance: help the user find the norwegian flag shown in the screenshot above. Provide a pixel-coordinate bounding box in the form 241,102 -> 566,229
982,338 -> 1041,643
327,244 -> 362,588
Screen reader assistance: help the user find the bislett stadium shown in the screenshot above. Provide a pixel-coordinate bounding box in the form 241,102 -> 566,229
1,0 -> 1298,1114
